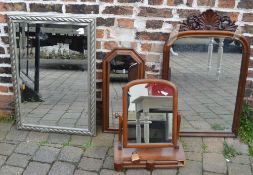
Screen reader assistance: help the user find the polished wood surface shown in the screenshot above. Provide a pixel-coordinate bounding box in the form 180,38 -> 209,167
114,140 -> 185,171
102,48 -> 145,133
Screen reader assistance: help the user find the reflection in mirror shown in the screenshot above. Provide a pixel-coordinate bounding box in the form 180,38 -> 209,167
127,83 -> 173,144
109,55 -> 138,129
170,37 -> 242,133
15,22 -> 92,132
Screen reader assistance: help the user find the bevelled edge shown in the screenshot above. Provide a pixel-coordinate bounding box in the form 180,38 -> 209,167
179,9 -> 237,32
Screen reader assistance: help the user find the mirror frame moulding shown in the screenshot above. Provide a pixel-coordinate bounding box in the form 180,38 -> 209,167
121,79 -> 180,148
163,31 -> 250,137
8,14 -> 97,136
102,48 -> 145,133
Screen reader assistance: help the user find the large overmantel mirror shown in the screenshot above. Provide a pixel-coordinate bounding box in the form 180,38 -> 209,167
162,9 -> 250,137
8,14 -> 96,135
102,48 -> 145,132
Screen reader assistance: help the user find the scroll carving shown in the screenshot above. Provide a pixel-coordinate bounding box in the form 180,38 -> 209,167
179,9 -> 237,32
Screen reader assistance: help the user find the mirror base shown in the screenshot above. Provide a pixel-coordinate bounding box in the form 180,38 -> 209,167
114,141 -> 185,171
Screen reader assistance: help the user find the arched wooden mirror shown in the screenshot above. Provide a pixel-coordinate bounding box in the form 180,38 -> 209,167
114,79 -> 185,171
103,48 -> 145,132
162,9 -> 250,137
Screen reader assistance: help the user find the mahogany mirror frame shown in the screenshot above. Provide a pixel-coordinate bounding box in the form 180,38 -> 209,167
102,48 -> 145,133
162,10 -> 250,137
122,79 -> 180,148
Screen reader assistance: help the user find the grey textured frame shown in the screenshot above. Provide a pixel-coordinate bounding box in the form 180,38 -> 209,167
8,14 -> 96,136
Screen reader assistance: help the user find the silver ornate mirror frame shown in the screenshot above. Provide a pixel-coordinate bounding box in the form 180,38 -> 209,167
8,14 -> 96,136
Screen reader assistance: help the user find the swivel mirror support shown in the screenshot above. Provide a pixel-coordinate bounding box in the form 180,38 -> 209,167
114,79 -> 185,171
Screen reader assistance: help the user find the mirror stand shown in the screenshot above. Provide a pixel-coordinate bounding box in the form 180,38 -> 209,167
114,79 -> 185,171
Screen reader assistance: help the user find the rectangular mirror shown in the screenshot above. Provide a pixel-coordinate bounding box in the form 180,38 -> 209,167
8,15 -> 96,135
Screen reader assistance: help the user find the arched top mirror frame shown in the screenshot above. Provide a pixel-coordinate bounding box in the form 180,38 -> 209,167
102,48 -> 145,132
162,9 -> 250,137
121,79 -> 180,148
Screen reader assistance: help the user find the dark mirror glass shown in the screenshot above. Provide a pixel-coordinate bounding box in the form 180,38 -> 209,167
109,55 -> 138,129
127,83 -> 174,144
170,37 -> 242,132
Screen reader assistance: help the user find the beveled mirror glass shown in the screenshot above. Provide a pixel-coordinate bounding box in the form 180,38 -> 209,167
8,15 -> 96,135
162,10 -> 250,137
127,83 -> 174,144
103,49 -> 145,132
122,79 -> 181,148
109,55 -> 136,129
170,37 -> 242,134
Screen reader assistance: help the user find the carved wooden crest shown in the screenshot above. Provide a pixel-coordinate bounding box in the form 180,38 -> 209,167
179,9 -> 237,32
